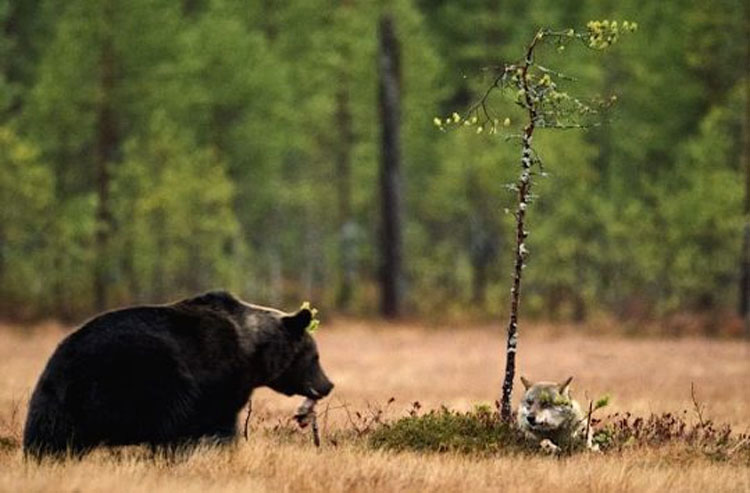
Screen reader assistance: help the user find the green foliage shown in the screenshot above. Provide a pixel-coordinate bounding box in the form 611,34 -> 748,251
0,127 -> 55,315
594,394 -> 611,411
366,404 -> 748,462
368,406 -> 531,455
585,20 -> 638,49
0,0 -> 746,324
656,95 -> 744,311
112,112 -> 240,302
300,301 -> 320,333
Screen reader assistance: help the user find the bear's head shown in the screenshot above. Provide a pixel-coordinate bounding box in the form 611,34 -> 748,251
263,308 -> 334,400
181,291 -> 334,401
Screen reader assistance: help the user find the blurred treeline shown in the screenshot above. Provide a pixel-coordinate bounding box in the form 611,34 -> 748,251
0,0 -> 747,324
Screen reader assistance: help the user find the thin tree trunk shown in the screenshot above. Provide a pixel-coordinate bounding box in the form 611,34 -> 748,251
740,62 -> 750,338
739,8 -> 750,338
499,123 -> 534,421
94,4 -> 117,312
269,250 -> 282,305
484,0 -> 503,63
0,229 -> 5,314
123,233 -> 139,304
303,208 -> 316,298
261,0 -> 277,41
153,210 -> 166,301
471,237 -> 488,305
573,259 -> 587,322
335,86 -> 355,309
468,172 -> 493,306
377,14 -> 403,319
740,223 -> 749,318
181,0 -> 201,16
499,34 -> 541,422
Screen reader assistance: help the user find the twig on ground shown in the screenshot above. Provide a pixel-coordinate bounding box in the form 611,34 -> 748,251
585,399 -> 594,449
311,414 -> 321,448
243,400 -> 252,441
690,382 -> 706,427
340,401 -> 363,434
727,437 -> 749,457
322,401 -> 330,436
335,397 -> 395,436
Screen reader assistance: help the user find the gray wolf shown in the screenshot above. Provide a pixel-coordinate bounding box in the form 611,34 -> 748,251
517,376 -> 586,452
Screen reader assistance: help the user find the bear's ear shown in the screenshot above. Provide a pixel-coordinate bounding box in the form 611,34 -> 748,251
281,308 -> 312,338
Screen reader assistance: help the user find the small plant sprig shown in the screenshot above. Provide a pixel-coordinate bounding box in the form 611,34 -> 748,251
435,21 -> 636,423
584,394 -> 611,449
300,301 -> 320,333
434,21 -> 638,136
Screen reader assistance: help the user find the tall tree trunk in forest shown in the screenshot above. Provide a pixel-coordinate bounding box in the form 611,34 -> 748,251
594,55 -> 626,313
464,0 -> 505,309
261,0 -> 277,41
94,4 -> 117,312
123,233 -> 139,304
269,250 -> 282,305
335,86 -> 356,309
181,0 -> 201,16
377,14 -> 403,319
739,43 -> 750,338
153,210 -> 167,302
0,230 -> 5,314
467,171 -> 497,306
484,0 -> 504,62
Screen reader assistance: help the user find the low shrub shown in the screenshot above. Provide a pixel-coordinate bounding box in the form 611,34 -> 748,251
593,411 -> 750,463
364,403 -> 749,463
368,405 -> 535,455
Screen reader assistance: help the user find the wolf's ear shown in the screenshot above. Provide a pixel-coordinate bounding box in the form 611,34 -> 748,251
520,376 -> 533,390
281,308 -> 312,338
559,376 -> 573,396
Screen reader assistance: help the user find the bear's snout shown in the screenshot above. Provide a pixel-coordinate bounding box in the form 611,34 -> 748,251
318,378 -> 334,397
307,371 -> 334,399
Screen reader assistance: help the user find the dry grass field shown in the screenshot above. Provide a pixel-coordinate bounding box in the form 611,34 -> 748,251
1,320 -> 749,492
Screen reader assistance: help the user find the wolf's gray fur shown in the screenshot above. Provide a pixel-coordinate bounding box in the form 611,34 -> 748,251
517,376 -> 584,452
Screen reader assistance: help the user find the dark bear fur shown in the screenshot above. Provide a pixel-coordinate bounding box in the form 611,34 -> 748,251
23,291 -> 333,459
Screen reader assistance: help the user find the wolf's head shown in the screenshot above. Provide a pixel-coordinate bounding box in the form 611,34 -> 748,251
517,376 -> 582,441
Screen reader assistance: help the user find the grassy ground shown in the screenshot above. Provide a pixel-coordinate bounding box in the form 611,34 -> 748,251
1,320 -> 749,492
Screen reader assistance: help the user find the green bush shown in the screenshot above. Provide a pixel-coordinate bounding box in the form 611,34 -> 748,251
366,405 -> 750,462
368,406 -> 533,455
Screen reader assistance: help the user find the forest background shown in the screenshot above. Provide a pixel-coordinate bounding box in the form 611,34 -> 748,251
0,0 -> 747,334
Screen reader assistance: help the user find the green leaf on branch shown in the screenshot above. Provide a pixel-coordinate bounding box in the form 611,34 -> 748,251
301,301 -> 320,333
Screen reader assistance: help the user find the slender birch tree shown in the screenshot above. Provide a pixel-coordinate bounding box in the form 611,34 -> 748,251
437,20 -> 637,421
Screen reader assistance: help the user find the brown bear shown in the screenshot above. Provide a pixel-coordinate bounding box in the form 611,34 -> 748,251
23,291 -> 333,459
